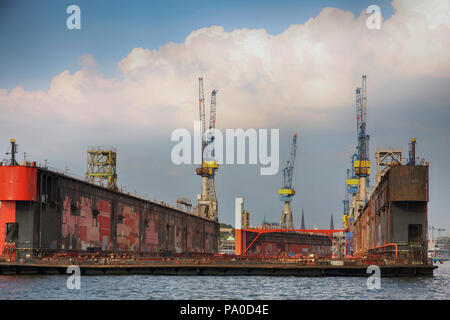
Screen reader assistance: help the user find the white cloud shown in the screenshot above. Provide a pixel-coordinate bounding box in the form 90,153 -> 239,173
1,0 -> 449,133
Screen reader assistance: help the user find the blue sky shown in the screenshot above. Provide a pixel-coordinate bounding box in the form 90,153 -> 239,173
0,0 -> 449,232
0,0 -> 394,90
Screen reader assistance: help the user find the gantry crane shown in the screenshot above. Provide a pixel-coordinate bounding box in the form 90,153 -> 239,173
279,133 -> 298,229
354,75 -> 370,217
195,77 -> 219,221
342,76 -> 370,256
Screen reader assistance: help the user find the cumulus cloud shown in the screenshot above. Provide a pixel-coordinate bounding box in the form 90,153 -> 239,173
0,0 -> 449,133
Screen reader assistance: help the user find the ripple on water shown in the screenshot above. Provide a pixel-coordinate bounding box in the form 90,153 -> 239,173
0,263 -> 449,300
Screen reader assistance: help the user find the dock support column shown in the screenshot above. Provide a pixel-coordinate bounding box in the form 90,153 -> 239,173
235,198 -> 244,255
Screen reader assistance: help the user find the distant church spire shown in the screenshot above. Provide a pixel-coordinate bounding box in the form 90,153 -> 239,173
301,208 -> 305,229
329,213 -> 334,230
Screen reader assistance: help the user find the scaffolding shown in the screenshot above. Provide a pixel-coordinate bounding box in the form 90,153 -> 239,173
86,146 -> 118,191
375,147 -> 402,186
176,196 -> 192,213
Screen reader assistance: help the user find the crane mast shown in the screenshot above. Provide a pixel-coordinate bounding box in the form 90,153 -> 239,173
279,133 -> 298,229
198,77 -> 206,154
354,75 -> 370,217
196,78 -> 219,221
342,169 -> 350,216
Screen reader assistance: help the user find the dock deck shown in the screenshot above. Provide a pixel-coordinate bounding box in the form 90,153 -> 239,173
0,261 -> 437,277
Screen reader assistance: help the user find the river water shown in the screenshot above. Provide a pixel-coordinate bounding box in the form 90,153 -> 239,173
0,262 -> 449,300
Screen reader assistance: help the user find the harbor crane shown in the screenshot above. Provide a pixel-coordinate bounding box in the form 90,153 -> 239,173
195,78 -> 219,221
279,133 -> 298,229
342,75 -> 370,255
354,75 -> 370,217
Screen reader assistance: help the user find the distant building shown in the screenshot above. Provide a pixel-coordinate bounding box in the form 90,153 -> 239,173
428,236 -> 450,261
219,236 -> 235,254
220,227 -> 233,236
262,222 -> 280,229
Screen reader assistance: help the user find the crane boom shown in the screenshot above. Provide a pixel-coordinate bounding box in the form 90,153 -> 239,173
199,77 -> 206,153
356,75 -> 369,164
209,90 -> 217,130
205,89 -> 218,162
287,133 -> 298,188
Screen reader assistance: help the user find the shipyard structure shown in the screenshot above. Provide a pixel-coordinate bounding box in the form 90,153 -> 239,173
342,75 -> 430,265
234,75 -> 432,267
232,132 -> 337,258
234,198 -> 333,257
345,145 -> 429,263
0,141 -> 219,261
0,76 -> 436,276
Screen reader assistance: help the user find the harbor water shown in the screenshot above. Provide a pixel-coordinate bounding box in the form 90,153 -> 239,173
0,262 -> 449,300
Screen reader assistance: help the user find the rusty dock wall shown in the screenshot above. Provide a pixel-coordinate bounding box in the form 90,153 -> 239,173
0,165 -> 219,259
350,165 -> 429,262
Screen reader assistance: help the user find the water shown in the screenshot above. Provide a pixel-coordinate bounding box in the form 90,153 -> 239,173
0,262 -> 449,300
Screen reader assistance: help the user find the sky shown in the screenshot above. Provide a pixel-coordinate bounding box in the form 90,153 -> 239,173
0,0 -> 449,233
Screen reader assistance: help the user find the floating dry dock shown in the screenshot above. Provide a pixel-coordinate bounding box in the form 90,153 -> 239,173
0,139 -> 437,277
0,161 -> 219,259
0,257 -> 437,277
